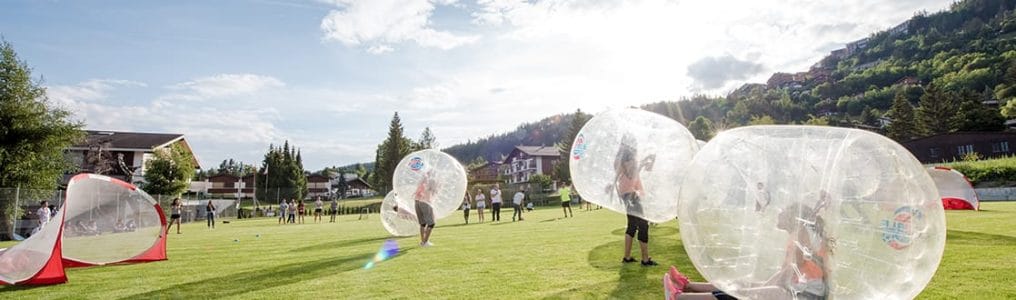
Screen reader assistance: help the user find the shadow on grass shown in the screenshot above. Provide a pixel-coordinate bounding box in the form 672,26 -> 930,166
539,217 -> 568,223
119,251 -> 379,299
291,236 -> 395,253
947,230 -> 1016,245
610,226 -> 678,237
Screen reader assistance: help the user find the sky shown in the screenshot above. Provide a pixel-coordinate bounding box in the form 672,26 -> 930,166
0,0 -> 956,170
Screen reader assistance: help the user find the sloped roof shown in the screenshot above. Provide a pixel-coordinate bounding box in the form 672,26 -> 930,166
71,130 -> 184,151
516,146 -> 559,157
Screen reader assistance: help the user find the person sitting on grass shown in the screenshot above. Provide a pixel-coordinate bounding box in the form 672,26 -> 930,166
663,197 -> 831,300
526,202 -> 534,212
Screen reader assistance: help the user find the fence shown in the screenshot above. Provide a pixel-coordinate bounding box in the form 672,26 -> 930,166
975,187 -> 1016,201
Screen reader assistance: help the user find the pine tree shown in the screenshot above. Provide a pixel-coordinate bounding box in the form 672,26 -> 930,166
418,127 -> 438,149
0,40 -> 84,237
916,84 -> 959,135
375,112 -> 411,194
955,89 -> 1006,131
886,92 -> 920,141
554,109 -> 590,183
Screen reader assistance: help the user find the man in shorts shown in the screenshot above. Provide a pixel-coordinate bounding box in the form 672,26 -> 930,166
414,171 -> 438,247
329,198 -> 338,223
313,196 -> 324,223
559,183 -> 573,218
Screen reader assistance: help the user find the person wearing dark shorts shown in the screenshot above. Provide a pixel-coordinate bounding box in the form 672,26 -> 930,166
616,134 -> 656,266
414,171 -> 438,247
168,198 -> 183,234
559,183 -> 573,218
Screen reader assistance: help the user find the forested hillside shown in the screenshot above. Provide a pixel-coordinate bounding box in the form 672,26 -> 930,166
442,0 -> 1016,165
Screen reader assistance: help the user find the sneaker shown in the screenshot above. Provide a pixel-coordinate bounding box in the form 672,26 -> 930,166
641,259 -> 659,266
622,257 -> 637,263
424,241 -> 434,247
663,274 -> 682,300
668,266 -> 690,288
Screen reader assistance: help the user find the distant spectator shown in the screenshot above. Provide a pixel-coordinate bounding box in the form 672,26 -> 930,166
314,197 -> 324,223
526,202 -> 534,212
297,200 -> 306,224
462,193 -> 471,224
474,188 -> 486,223
278,200 -> 289,225
512,188 -> 526,222
168,198 -> 183,234
330,198 -> 339,223
287,199 -> 297,224
490,184 -> 503,222
206,201 -> 217,229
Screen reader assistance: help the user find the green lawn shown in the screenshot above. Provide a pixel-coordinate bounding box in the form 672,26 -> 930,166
1,203 -> 1014,299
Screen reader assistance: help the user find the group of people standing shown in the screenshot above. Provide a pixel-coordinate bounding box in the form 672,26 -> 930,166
277,197 -> 337,224
462,184 -> 532,224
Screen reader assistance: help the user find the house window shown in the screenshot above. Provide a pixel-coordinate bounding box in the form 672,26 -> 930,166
929,148 -> 941,158
957,145 -> 974,155
992,142 -> 1010,153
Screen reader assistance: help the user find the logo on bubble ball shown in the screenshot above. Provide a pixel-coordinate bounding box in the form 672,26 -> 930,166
408,157 -> 424,171
572,134 -> 588,160
880,206 -> 924,250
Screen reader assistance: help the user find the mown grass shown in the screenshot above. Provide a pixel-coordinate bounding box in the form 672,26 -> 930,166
0,203 -> 1014,299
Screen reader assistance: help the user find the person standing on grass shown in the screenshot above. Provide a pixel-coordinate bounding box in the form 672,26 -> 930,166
559,183 -> 574,218
512,188 -> 526,222
34,201 -> 52,235
169,198 -> 183,234
414,170 -> 439,247
490,184 -> 503,222
462,192 -> 471,224
330,198 -> 339,223
297,200 -> 306,224
278,200 -> 289,225
287,199 -> 297,224
615,134 -> 657,266
474,188 -> 486,223
314,197 -> 324,223
206,200 -> 216,229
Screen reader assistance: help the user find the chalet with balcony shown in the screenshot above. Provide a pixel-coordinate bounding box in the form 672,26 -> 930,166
469,162 -> 502,184
502,146 -> 560,184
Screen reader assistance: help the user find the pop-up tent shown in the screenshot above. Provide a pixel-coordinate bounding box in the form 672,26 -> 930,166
61,174 -> 167,267
928,166 -> 979,210
0,205 -> 68,285
0,174 -> 168,285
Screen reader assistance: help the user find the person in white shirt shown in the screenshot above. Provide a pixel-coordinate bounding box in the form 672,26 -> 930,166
35,201 -> 52,232
474,188 -> 486,223
490,184 -> 503,222
512,188 -> 526,222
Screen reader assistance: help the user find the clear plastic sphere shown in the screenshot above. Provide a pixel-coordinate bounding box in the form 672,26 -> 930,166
381,191 -> 420,237
569,108 -> 699,223
392,149 -> 468,221
678,125 -> 946,300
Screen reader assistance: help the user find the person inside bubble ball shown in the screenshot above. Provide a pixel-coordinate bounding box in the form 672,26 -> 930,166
414,170 -> 439,247
663,192 -> 832,300
615,134 -> 658,266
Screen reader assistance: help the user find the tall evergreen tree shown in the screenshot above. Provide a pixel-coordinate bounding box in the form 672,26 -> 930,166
418,127 -> 438,150
0,40 -> 84,237
256,141 -> 307,202
554,109 -> 590,183
886,92 -> 920,141
916,84 -> 958,135
375,112 -> 412,194
954,89 -> 1006,131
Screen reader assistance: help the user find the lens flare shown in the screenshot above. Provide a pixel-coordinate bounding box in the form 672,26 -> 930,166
363,239 -> 400,269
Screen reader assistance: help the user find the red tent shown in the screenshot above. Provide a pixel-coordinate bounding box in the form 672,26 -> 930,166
928,167 -> 979,210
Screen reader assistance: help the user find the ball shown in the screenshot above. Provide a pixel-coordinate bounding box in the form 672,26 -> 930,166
569,108 -> 699,222
677,125 -> 946,300
392,149 -> 468,222
381,191 -> 421,237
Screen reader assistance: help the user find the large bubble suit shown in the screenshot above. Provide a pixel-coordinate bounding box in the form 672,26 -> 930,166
381,191 -> 419,237
570,108 -> 699,223
678,126 -> 946,300
393,149 -> 468,221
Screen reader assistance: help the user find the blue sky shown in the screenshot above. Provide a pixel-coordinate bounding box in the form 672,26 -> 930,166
0,0 -> 954,170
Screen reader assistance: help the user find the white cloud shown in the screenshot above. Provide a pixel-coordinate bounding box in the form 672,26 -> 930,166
47,79 -> 146,104
320,0 -> 479,53
167,73 -> 284,99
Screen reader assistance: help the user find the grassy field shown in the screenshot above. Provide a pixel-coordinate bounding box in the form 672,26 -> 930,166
1,203 -> 1014,299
